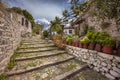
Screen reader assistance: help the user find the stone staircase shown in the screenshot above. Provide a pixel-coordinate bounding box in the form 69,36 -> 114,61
5,37 -> 108,80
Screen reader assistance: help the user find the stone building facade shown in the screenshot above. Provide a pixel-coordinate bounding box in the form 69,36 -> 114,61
0,7 -> 32,72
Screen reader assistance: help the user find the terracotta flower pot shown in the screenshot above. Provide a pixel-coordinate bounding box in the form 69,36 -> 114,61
68,42 -> 72,46
79,42 -> 83,48
63,40 -> 66,44
72,42 -> 75,46
102,45 -> 113,54
83,43 -> 88,49
75,42 -> 79,47
95,43 -> 102,52
88,42 -> 96,50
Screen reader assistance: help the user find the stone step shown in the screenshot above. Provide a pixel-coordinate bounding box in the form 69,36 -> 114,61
52,64 -> 88,80
15,51 -> 67,61
18,46 -> 56,52
21,42 -> 51,45
11,53 -> 72,70
15,50 -> 63,58
17,48 -> 58,53
6,56 -> 75,76
20,43 -> 54,48
19,44 -> 55,49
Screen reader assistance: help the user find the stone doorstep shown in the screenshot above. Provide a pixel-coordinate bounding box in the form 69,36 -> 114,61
17,48 -> 58,53
5,56 -> 75,76
15,51 -> 67,61
51,64 -> 88,80
19,44 -> 54,49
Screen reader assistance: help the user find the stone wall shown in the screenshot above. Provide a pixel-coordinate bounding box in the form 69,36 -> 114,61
0,7 -> 32,72
87,17 -> 120,41
66,45 -> 120,80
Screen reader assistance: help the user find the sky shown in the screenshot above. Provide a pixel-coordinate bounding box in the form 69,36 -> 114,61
4,0 -> 71,21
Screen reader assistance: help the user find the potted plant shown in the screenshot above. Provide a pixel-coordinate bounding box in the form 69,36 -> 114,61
95,39 -> 103,52
94,32 -> 109,52
66,37 -> 73,46
79,42 -> 83,48
87,30 -> 97,50
72,35 -> 79,47
62,35 -> 68,44
80,37 -> 91,49
102,37 -> 115,54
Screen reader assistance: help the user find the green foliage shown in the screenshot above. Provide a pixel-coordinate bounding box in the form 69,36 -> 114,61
80,37 -> 91,44
103,37 -> 116,47
62,9 -> 69,18
66,37 -> 74,43
62,35 -> 69,40
11,7 -> 35,29
11,7 -> 23,14
86,30 -> 98,42
50,16 -> 64,34
95,32 -> 109,44
22,10 -> 35,28
33,23 -> 43,34
0,73 -> 7,80
94,0 -> 120,20
7,51 -> 19,69
43,30 -> 49,37
101,22 -> 110,29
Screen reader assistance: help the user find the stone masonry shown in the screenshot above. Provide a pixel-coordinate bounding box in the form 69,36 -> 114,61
66,45 -> 120,80
0,6 -> 32,72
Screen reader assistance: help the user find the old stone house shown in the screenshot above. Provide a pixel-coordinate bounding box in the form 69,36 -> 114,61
0,5 -> 32,72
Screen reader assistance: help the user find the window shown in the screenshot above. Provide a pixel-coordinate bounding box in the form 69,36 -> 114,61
69,30 -> 72,34
21,18 -> 24,26
25,20 -> 28,28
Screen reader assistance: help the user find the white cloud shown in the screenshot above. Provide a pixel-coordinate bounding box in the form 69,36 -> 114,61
7,0 -> 63,20
35,18 -> 50,25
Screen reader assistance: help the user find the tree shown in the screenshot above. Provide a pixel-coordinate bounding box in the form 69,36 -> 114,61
50,16 -> 64,34
70,0 -> 79,7
92,0 -> 120,29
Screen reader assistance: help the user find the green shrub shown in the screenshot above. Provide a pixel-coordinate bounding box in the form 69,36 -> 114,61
0,73 -> 7,80
86,30 -> 98,42
95,32 -> 109,44
103,37 -> 115,46
66,37 -> 73,43
80,37 -> 91,44
43,30 -> 49,37
7,51 -> 19,69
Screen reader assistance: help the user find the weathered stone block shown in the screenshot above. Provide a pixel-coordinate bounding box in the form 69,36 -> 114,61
81,48 -> 88,52
94,67 -> 99,72
105,73 -> 115,80
89,50 -> 97,54
112,67 -> 120,74
114,56 -> 120,62
110,70 -> 120,77
107,64 -> 112,69
101,62 -> 107,67
98,52 -> 113,60
102,67 -> 109,72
